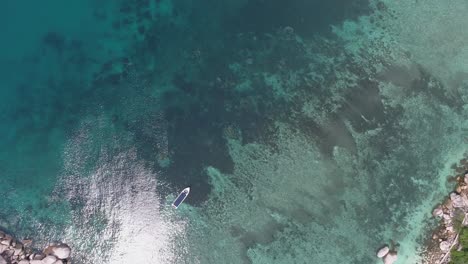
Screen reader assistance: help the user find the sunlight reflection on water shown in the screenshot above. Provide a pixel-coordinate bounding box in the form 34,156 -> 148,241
55,120 -> 187,264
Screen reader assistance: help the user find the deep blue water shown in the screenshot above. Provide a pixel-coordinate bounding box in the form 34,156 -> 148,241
1,1 -> 467,263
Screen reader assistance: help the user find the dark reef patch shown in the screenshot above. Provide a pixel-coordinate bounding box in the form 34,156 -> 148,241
410,66 -> 466,110
340,79 -> 387,133
163,90 -> 234,204
42,32 -> 66,54
295,114 -> 357,157
103,0 -> 376,205
228,0 -> 371,36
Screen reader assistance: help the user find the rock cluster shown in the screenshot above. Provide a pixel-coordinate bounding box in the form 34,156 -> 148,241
376,245 -> 398,264
0,231 -> 71,264
428,157 -> 468,263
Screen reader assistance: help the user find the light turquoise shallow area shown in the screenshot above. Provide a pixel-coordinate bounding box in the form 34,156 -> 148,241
0,1 -> 467,264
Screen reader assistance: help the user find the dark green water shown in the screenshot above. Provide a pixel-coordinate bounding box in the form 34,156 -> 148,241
1,1 -> 467,263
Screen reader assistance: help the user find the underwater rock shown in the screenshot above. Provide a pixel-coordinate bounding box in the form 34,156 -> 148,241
0,256 -> 6,264
18,260 -> 30,264
382,251 -> 397,264
377,246 -> 390,258
52,260 -> 64,264
22,239 -> 33,246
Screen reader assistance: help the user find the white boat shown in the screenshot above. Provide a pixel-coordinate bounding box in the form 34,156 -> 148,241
172,187 -> 190,209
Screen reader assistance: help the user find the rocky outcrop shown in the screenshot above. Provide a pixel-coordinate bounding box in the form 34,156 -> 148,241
44,245 -> 71,260
439,241 -> 451,252
383,252 -> 398,264
426,157 -> 468,264
0,230 -> 71,264
450,192 -> 465,208
376,244 -> 398,264
377,246 -> 390,258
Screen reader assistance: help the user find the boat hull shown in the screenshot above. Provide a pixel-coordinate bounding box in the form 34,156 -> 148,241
172,187 -> 190,209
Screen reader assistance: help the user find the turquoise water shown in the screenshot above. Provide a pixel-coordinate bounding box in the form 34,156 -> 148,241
1,0 -> 467,263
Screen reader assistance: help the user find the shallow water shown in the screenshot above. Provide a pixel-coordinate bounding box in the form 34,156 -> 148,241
1,0 -> 467,263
